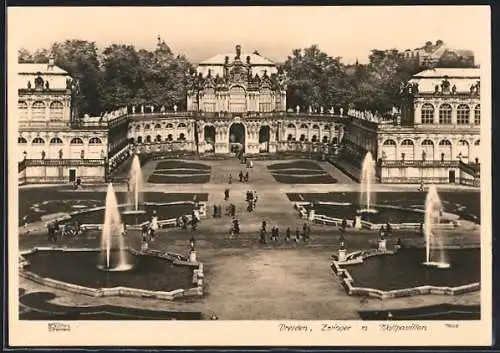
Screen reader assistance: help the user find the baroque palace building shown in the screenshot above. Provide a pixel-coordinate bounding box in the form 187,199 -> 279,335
343,68 -> 481,185
128,45 -> 346,156
17,58 -> 130,184
17,46 -> 481,186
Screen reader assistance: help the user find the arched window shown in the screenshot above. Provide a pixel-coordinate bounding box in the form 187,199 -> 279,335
287,123 -> 295,129
49,137 -> 63,144
299,134 -> 306,142
474,104 -> 481,125
438,139 -> 452,161
421,139 -> 434,161
155,135 -> 162,142
312,124 -> 320,130
474,139 -> 480,146
401,139 -> 414,146
311,135 -> 317,142
382,139 -> 397,160
135,125 -> 141,131
420,103 -> 435,124
287,134 -> 293,141
456,104 -> 470,125
439,104 -> 452,124
144,124 -> 150,130
178,133 -> 186,141
18,101 -> 28,120
300,124 -> 308,129
49,101 -> 64,120
166,123 -> 174,129
32,101 -> 45,120
178,123 -> 187,128
32,137 -> 45,144
167,134 -> 173,141
89,137 -> 102,144
438,139 -> 452,146
154,124 -> 161,130
145,135 -> 151,143
18,137 -> 27,144
137,136 -> 143,143
70,137 -> 84,145
323,125 -> 331,131
322,136 -> 329,143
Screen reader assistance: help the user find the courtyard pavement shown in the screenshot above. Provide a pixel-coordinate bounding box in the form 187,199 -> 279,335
17,158 -> 481,320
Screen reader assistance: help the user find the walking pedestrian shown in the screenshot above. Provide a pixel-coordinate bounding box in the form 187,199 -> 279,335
239,170 -> 244,182
295,228 -> 301,244
285,227 -> 291,242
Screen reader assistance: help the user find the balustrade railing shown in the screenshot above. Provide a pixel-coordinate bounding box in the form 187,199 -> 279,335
381,160 -> 461,168
127,111 -> 349,120
24,159 -> 105,167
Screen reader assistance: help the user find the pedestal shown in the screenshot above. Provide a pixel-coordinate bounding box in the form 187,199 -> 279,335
354,216 -> 362,230
378,239 -> 387,251
338,249 -> 347,262
189,250 -> 197,262
308,210 -> 315,221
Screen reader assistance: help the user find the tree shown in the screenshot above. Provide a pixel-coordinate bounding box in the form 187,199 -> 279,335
100,44 -> 144,110
284,45 -> 352,110
51,40 -> 103,115
18,48 -> 33,63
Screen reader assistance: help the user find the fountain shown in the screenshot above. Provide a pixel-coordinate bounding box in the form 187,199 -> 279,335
128,154 -> 143,212
123,155 -> 146,222
423,186 -> 450,269
98,183 -> 133,272
359,152 -> 377,214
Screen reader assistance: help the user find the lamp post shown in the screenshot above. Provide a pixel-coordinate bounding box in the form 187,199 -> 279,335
186,70 -> 205,157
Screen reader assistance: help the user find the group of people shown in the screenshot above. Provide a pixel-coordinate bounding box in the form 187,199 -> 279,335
259,221 -> 312,245
246,190 -> 258,212
176,209 -> 201,231
238,170 -> 250,183
72,177 -> 82,190
46,220 -> 83,242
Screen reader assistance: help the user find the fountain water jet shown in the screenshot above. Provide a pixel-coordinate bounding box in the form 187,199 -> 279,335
359,152 -> 377,213
423,186 -> 450,269
128,155 -> 143,212
98,183 -> 133,272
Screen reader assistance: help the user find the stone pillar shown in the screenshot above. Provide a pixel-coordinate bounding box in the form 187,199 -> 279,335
338,248 -> 347,262
378,239 -> 387,251
414,104 -> 421,124
354,216 -> 362,230
451,103 -> 458,125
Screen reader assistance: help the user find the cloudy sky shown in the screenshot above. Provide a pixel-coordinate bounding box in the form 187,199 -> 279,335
9,6 -> 490,65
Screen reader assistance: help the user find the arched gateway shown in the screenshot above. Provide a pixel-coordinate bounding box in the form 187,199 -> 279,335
229,123 -> 246,153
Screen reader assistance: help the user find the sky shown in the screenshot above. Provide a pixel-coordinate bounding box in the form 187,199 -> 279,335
8,6 -> 490,65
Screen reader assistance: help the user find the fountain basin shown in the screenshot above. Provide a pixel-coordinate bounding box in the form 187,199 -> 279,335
20,248 -> 205,300
332,248 -> 479,298
70,202 -> 195,226
306,202 -> 456,229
